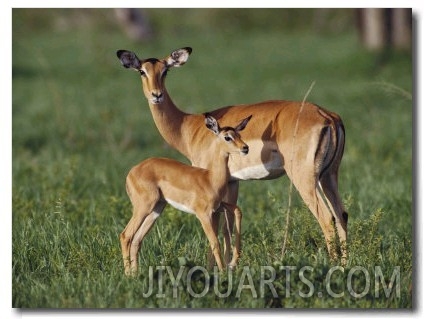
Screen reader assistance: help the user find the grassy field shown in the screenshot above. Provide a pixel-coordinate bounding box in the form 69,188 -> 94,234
12,9 -> 412,308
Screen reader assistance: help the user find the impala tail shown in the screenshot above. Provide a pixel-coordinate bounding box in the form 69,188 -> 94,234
315,109 -> 348,262
318,114 -> 345,180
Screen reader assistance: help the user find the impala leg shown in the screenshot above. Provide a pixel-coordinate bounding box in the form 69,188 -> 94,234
292,174 -> 337,261
221,181 -> 239,264
318,171 -> 348,264
120,193 -> 164,276
129,201 -> 166,274
207,182 -> 239,268
222,203 -> 242,269
221,208 -> 234,266
207,211 -> 220,270
120,209 -> 150,276
198,212 -> 225,271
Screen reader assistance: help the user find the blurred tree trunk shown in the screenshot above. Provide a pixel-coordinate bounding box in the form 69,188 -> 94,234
356,8 -> 411,50
391,8 -> 411,48
358,8 -> 385,50
114,8 -> 153,41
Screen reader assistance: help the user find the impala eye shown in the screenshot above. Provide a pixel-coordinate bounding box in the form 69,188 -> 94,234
224,136 -> 232,142
139,70 -> 146,77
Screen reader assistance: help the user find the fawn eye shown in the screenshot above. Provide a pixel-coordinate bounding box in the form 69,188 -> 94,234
224,136 -> 232,142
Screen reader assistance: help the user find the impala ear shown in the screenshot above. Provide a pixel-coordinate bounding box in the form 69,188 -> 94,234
235,115 -> 252,132
166,47 -> 192,68
205,114 -> 220,135
117,50 -> 142,70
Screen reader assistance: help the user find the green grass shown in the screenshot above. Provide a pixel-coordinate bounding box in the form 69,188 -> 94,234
12,9 -> 412,308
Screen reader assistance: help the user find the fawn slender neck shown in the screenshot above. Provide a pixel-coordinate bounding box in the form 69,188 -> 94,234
208,150 -> 232,198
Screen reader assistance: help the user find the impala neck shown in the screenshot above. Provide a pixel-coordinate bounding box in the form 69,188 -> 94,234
209,151 -> 231,195
147,90 -> 190,157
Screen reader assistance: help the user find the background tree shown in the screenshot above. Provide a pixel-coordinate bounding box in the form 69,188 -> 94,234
356,8 -> 411,50
114,8 -> 153,41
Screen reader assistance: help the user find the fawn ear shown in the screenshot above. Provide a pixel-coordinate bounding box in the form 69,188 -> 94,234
117,50 -> 142,70
165,47 -> 192,68
235,115 -> 252,132
205,114 -> 220,135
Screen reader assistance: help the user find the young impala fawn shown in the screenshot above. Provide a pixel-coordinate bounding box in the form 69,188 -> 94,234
120,114 -> 252,275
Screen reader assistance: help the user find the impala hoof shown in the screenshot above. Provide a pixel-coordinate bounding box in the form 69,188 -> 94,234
227,263 -> 237,271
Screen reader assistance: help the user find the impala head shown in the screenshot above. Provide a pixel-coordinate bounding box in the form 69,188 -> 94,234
116,47 -> 192,105
205,114 -> 252,156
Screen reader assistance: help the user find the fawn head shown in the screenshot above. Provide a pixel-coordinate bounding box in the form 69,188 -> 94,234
204,114 -> 251,156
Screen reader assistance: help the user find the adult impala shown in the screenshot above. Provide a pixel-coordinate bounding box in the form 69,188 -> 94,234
121,114 -> 251,275
117,47 -> 348,262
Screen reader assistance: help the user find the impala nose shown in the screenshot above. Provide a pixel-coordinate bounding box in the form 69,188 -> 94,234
241,145 -> 249,155
152,92 -> 163,99
151,91 -> 163,103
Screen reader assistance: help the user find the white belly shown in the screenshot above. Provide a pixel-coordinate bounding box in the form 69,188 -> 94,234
230,147 -> 285,180
231,163 -> 285,180
165,198 -> 196,215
